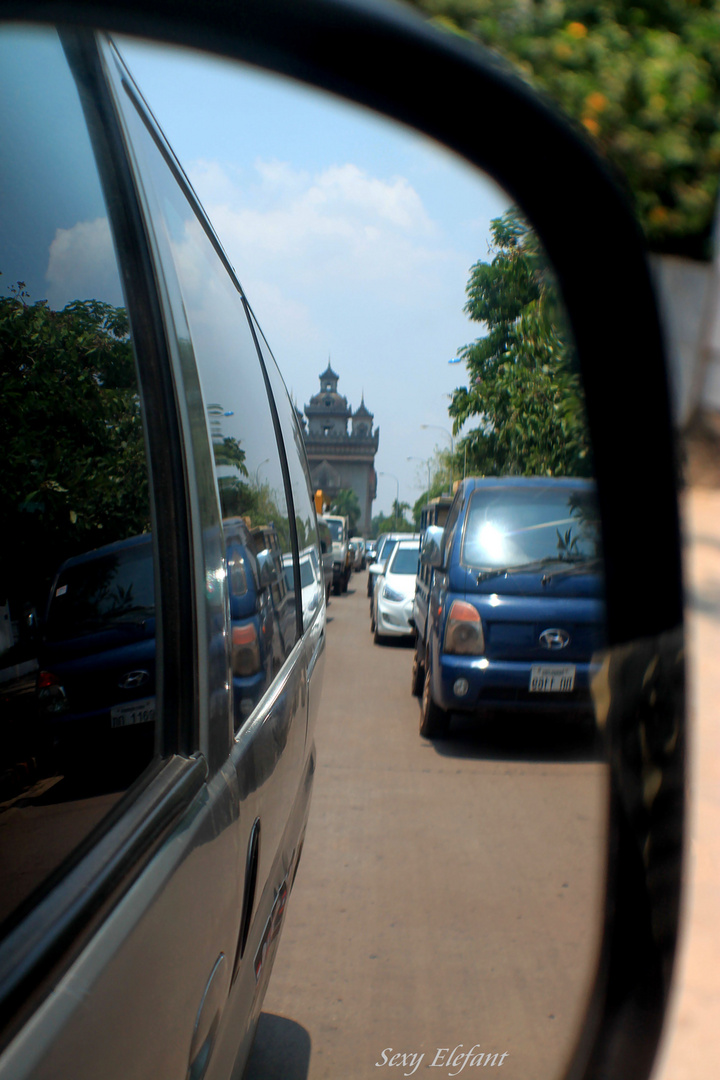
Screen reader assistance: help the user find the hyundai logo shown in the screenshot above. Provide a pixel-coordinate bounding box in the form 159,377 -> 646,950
539,628 -> 570,650
118,670 -> 150,690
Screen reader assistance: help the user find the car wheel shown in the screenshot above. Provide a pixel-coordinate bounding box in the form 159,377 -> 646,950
333,580 -> 340,596
420,663 -> 450,738
373,619 -> 383,645
410,641 -> 425,697
370,607 -> 376,633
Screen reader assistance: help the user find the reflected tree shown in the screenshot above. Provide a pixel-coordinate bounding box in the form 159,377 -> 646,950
449,210 -> 592,479
0,281 -> 150,618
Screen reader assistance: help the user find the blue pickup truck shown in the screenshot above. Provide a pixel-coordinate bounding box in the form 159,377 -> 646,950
412,477 -> 606,738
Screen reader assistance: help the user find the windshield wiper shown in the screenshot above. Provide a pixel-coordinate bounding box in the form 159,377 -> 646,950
475,555 -> 597,584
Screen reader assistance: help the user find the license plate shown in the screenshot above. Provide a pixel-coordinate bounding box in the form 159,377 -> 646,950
111,697 -> 156,728
529,665 -> 575,692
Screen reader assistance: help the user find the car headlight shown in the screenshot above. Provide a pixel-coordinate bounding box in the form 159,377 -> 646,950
444,600 -> 485,655
382,584 -> 404,602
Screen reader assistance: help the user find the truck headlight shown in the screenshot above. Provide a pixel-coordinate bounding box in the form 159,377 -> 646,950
444,600 -> 485,655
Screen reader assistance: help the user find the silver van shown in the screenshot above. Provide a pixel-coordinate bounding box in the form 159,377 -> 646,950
0,28 -> 325,1080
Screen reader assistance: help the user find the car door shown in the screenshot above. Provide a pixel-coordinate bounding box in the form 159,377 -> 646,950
0,24 -> 244,1080
95,34 -> 317,1079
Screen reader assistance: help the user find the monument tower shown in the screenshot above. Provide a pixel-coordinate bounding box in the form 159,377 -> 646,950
302,364 -> 379,534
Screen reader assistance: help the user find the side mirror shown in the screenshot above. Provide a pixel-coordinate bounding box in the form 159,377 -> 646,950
255,549 -> 276,589
420,525 -> 444,569
0,6 -> 685,1080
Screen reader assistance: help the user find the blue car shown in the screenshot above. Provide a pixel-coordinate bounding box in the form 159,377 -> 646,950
414,477 -> 606,738
39,523 -> 281,769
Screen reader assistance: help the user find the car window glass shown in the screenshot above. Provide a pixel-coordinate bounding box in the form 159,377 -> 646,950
104,55 -> 300,727
0,26 -> 159,931
250,312 -> 323,631
442,491 -> 463,564
389,546 -> 420,575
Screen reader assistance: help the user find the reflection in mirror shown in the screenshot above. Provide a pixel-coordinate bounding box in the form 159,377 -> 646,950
0,27 -> 158,929
116,36 -> 609,1080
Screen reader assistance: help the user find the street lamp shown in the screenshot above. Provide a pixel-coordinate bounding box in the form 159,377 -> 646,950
378,471 -> 400,530
255,458 -> 269,487
420,423 -> 454,485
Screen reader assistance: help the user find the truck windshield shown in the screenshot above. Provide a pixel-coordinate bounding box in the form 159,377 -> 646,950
327,520 -> 344,542
462,486 -> 601,571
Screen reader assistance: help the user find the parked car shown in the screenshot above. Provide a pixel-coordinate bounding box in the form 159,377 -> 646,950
284,547 -> 323,632
0,26 -> 325,1080
412,495 -> 454,663
371,538 -> 421,644
316,515 -> 334,603
414,477 -> 605,738
324,513 -> 352,594
350,536 -> 366,569
367,531 -> 418,599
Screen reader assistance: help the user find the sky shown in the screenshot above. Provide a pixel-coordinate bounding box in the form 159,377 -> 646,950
117,37 -> 511,518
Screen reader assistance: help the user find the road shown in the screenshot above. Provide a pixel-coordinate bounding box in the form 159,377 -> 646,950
246,571 -> 607,1080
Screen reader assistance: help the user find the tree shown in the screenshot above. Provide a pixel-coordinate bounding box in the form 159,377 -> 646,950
448,209 -> 592,477
330,488 -> 361,534
371,509 -> 414,536
1,283 -> 151,616
409,0 -> 720,258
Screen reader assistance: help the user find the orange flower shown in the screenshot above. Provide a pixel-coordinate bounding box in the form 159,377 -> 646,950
586,91 -> 608,113
567,21 -> 588,39
649,205 -> 670,224
582,116 -> 600,136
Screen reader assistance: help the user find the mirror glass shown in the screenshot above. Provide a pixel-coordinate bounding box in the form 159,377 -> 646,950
0,27 -> 608,1079
118,37 -> 609,1080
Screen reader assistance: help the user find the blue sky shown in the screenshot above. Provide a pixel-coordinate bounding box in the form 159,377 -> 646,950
118,37 -> 510,517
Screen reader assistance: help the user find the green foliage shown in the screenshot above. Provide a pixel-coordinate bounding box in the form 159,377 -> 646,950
0,282 -> 150,613
409,0 -> 720,256
330,488 -> 362,534
448,209 -> 592,477
372,499 -> 414,535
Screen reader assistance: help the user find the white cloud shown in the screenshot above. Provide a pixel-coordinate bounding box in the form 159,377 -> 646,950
46,217 -> 123,309
188,158 -> 446,294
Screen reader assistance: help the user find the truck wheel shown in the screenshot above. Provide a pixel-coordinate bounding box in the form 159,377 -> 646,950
420,664 -> 450,738
333,580 -> 341,596
410,641 -> 425,697
342,570 -> 349,593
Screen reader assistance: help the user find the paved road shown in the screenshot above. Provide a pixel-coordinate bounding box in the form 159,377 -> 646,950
246,572 -> 607,1080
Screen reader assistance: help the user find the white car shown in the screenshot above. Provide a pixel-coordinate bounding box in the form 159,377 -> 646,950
285,549 -> 323,631
350,536 -> 366,569
367,531 -> 418,599
371,539 -> 420,644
